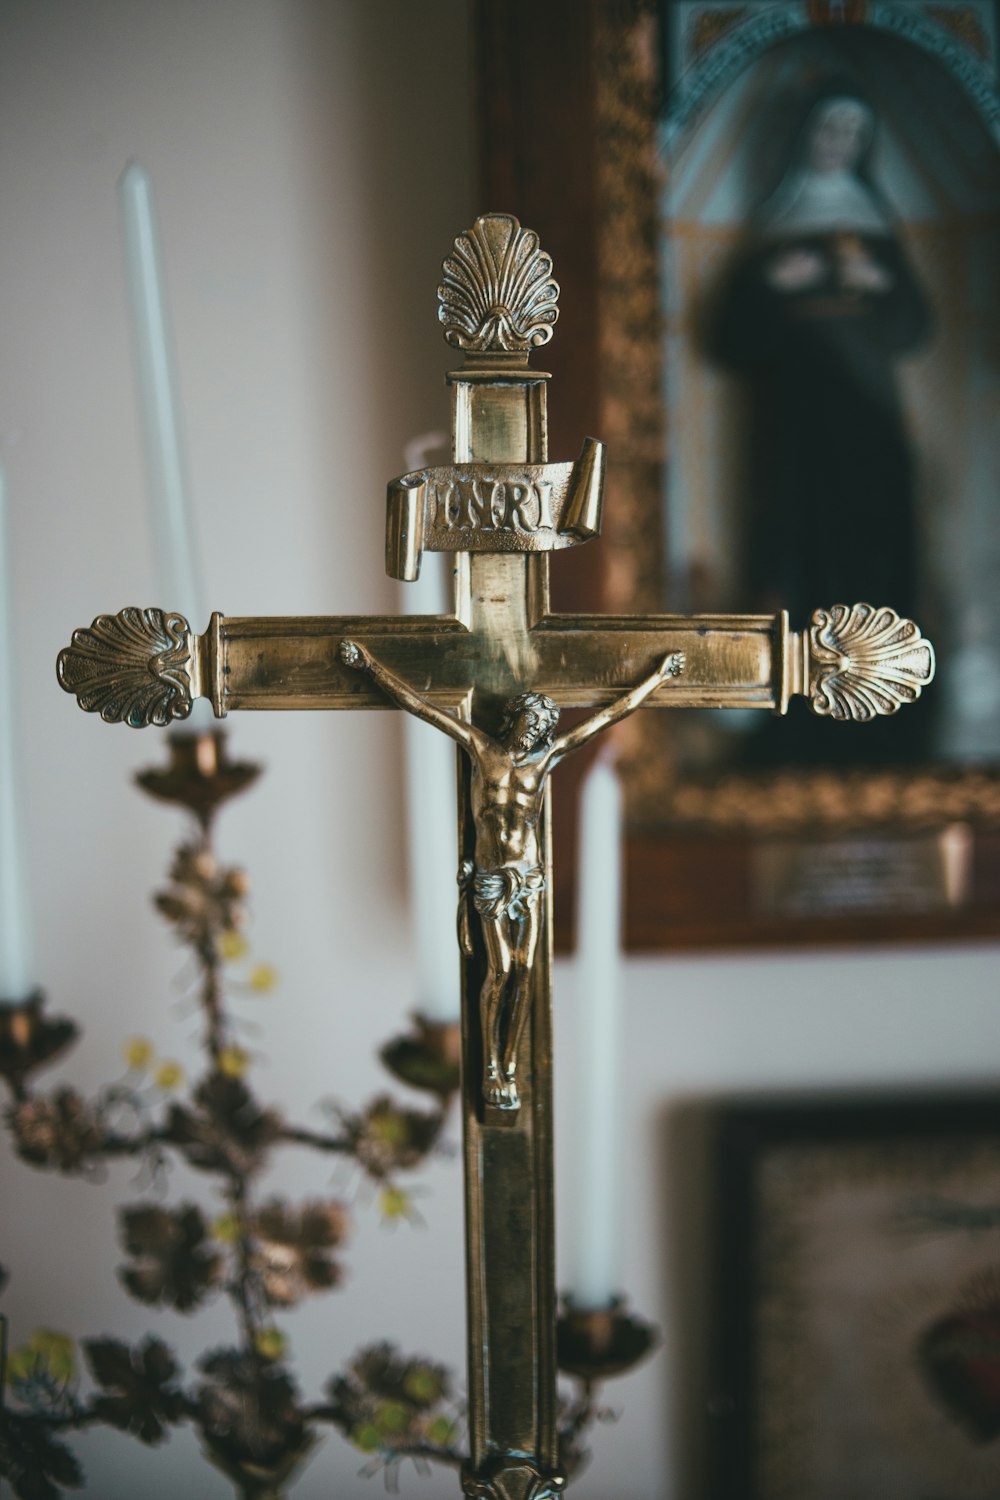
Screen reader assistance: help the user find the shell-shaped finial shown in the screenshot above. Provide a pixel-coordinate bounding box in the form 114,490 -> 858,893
438,213 -> 559,353
57,607 -> 193,728
808,603 -> 935,721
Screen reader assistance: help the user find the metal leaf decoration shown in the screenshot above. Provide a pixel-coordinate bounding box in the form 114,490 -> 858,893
56,607 -> 193,728
438,214 -> 559,353
809,603 -> 935,721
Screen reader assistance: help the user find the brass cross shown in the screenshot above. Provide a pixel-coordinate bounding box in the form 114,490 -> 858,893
57,214 -> 934,1500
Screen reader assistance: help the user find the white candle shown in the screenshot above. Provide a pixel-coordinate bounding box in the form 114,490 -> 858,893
400,434 -> 458,1021
565,755 -> 625,1309
118,162 -> 213,727
0,469 -> 36,1000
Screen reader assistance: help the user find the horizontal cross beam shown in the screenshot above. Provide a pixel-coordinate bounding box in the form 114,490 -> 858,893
57,602 -> 933,727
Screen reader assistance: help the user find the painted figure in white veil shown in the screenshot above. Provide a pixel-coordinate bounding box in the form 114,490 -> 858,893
339,638 -> 685,1109
714,79 -> 932,628
711,77 -> 933,762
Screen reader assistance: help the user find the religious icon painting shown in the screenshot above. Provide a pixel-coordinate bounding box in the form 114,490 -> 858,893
659,1 -> 1000,772
708,1093 -> 1000,1498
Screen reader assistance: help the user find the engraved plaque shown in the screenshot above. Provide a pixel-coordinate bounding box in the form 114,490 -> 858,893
754,825 -> 972,918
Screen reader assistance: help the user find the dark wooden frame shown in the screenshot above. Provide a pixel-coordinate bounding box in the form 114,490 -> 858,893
476,0 -> 1000,951
706,1091 -> 1000,1497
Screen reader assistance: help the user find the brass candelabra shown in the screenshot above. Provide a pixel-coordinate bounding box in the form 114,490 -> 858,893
0,728 -> 653,1500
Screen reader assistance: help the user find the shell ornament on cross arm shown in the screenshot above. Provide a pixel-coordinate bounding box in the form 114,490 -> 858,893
808,603 -> 936,721
56,606 -> 193,728
438,213 -> 560,354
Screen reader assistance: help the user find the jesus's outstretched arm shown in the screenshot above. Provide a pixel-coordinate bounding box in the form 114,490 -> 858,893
339,639 -> 489,756
547,651 -> 686,764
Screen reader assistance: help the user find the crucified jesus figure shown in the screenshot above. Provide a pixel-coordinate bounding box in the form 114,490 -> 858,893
339,639 -> 685,1111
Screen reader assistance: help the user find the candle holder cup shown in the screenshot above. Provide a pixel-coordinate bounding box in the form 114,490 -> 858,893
380,1012 -> 462,1098
135,729 -> 261,829
0,990 -> 78,1098
556,1296 -> 658,1384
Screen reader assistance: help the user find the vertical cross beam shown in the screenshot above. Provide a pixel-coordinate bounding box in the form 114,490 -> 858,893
444,240 -> 562,1499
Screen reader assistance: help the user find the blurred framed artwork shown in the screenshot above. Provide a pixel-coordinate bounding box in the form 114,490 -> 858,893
477,0 -> 1000,947
707,1094 -> 1000,1498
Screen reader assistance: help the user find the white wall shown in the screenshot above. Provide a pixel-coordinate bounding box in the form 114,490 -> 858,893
0,5 -> 996,1498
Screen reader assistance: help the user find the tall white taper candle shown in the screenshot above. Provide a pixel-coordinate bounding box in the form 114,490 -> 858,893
118,161 -> 213,727
566,755 -> 625,1309
0,469 -> 36,1000
401,434 -> 459,1021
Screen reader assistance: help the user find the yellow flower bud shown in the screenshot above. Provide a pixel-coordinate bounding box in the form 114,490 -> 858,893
248,963 -> 277,992
375,1399 -> 409,1435
218,1046 -> 249,1079
211,1213 -> 243,1244
379,1187 -> 411,1221
15,1329 -> 78,1386
124,1037 -> 154,1071
154,1060 -> 184,1091
218,930 -> 248,961
352,1423 -> 381,1453
254,1327 -> 287,1361
425,1415 -> 457,1447
404,1365 -> 443,1404
370,1110 -> 408,1147
6,1346 -> 36,1383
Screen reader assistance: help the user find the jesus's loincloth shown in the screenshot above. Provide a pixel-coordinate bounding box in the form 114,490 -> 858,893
457,859 -> 546,946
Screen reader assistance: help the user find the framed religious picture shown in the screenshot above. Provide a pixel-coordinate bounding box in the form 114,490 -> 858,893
707,1093 -> 1000,1498
476,0 -> 1000,948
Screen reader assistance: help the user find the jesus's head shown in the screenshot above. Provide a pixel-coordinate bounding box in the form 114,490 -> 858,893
499,691 -> 559,755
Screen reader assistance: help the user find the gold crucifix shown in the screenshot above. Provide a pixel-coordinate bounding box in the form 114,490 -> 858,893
57,214 -> 934,1500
